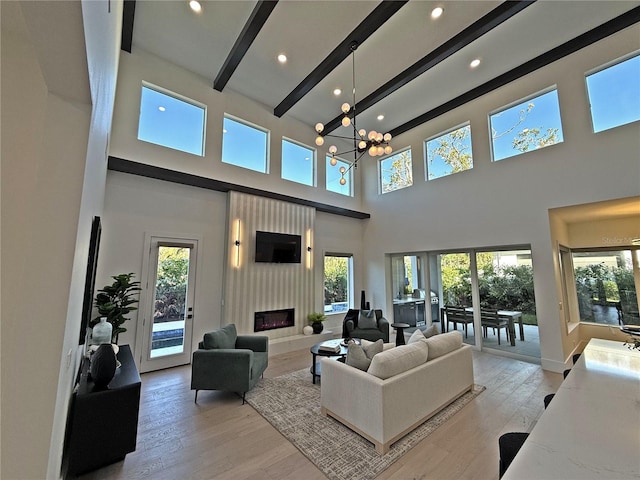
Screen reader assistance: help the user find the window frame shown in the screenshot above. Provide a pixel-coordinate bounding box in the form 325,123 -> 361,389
323,253 -> 354,316
424,122 -> 473,181
221,114 -> 270,173
585,51 -> 640,133
488,86 -> 564,162
378,147 -> 413,194
281,137 -> 316,186
325,155 -> 354,197
138,82 -> 207,156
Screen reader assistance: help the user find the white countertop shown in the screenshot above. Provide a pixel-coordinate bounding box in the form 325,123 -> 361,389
502,338 -> 640,480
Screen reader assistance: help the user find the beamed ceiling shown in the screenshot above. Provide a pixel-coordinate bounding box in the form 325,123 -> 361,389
122,0 -> 639,144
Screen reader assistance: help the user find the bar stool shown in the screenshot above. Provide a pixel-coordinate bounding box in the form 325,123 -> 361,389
543,393 -> 554,409
498,432 -> 529,478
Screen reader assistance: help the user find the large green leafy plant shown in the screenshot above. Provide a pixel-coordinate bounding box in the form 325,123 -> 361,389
92,273 -> 142,343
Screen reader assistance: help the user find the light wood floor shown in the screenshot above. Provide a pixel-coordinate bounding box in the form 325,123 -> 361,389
76,349 -> 562,480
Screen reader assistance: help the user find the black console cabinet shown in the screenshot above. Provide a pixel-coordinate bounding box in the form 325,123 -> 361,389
62,345 -> 141,478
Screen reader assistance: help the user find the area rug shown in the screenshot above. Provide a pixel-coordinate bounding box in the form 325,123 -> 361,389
245,368 -> 485,480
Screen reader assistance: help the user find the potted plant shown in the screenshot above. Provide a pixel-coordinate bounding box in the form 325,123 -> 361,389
92,273 -> 142,344
307,312 -> 326,334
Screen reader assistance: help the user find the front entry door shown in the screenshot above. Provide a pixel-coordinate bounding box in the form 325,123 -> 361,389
140,236 -> 198,373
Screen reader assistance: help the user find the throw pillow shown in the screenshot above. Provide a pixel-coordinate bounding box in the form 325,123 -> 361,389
425,330 -> 462,360
345,343 -> 372,371
346,339 -> 383,371
358,310 -> 378,329
407,328 -> 427,344
361,338 -> 384,358
203,324 -> 237,349
423,324 -> 440,338
367,342 -> 428,380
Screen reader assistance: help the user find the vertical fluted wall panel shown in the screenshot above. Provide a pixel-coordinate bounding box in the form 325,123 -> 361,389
224,191 -> 315,339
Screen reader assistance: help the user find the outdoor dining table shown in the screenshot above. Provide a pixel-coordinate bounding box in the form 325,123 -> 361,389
441,307 -> 524,346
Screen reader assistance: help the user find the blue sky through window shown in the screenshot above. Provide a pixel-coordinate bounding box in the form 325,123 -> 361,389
282,139 -> 314,186
490,89 -> 564,161
222,116 -> 268,173
326,156 -> 352,196
587,54 -> 640,133
426,124 -> 473,180
138,86 -> 205,156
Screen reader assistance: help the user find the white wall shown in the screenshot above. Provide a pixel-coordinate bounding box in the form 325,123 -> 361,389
1,1 -> 120,478
109,48 -> 365,213
100,171 -> 365,362
101,171 -> 227,359
358,25 -> 640,371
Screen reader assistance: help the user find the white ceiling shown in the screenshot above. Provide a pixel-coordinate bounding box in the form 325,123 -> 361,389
129,0 -> 639,138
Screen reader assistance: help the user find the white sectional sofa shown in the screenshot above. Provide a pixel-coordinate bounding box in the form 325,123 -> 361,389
320,331 -> 474,454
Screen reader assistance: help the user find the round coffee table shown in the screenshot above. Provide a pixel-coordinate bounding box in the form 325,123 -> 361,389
391,323 -> 410,346
310,338 -> 351,384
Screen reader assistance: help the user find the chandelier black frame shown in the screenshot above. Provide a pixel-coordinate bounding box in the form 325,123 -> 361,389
314,42 -> 392,185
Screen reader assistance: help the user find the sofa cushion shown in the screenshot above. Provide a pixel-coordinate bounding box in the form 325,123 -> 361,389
346,339 -> 383,371
203,324 -> 237,349
423,324 -> 440,338
425,330 -> 462,360
407,328 -> 427,344
367,341 -> 428,379
358,310 -> 378,329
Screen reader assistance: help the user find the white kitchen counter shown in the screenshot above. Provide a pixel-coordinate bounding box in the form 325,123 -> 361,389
502,338 -> 640,479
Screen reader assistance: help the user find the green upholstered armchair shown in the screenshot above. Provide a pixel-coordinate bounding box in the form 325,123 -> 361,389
191,324 -> 268,404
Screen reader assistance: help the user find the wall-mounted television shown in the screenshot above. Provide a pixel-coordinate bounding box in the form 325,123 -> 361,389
79,216 -> 101,344
255,231 -> 301,263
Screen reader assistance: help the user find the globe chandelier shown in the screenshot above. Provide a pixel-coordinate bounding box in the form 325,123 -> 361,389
314,41 -> 392,185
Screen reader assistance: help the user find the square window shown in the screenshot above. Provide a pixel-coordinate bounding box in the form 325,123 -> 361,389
425,124 -> 473,180
326,156 -> 353,196
586,53 -> 640,133
138,84 -> 206,156
222,115 -> 269,173
489,89 -> 564,161
380,149 -> 413,194
281,138 -> 314,186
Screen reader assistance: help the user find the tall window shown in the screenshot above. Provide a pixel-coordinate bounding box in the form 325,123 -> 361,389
326,156 -> 352,196
380,148 -> 413,194
571,249 -> 639,325
281,138 -> 314,186
425,124 -> 473,180
138,84 -> 206,156
586,53 -> 640,133
324,254 -> 353,314
489,88 -> 564,161
222,115 -> 269,173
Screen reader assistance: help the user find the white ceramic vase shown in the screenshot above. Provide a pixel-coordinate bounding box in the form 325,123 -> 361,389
92,317 -> 113,345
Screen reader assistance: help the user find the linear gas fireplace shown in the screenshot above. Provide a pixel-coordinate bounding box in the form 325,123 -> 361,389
254,308 -> 295,332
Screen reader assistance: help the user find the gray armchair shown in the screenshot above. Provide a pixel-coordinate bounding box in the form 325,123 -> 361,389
191,324 -> 268,404
342,309 -> 390,343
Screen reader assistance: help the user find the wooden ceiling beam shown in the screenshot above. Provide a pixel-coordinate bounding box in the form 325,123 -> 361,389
273,1 -> 408,118
322,0 -> 536,134
390,6 -> 640,139
214,1 -> 279,92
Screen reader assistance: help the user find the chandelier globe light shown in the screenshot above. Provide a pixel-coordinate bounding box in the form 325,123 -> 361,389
314,41 -> 392,184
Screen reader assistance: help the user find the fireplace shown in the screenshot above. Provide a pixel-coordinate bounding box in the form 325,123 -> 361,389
254,308 -> 295,332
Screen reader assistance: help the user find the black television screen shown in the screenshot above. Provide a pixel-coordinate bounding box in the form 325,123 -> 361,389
79,216 -> 101,344
255,231 -> 301,263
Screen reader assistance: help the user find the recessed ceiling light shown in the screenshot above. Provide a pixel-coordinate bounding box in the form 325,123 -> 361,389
377,114 -> 384,121
333,88 -> 342,96
277,54 -> 287,63
189,1 -> 202,13
431,7 -> 443,19
158,106 -> 166,112
470,58 -> 481,68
